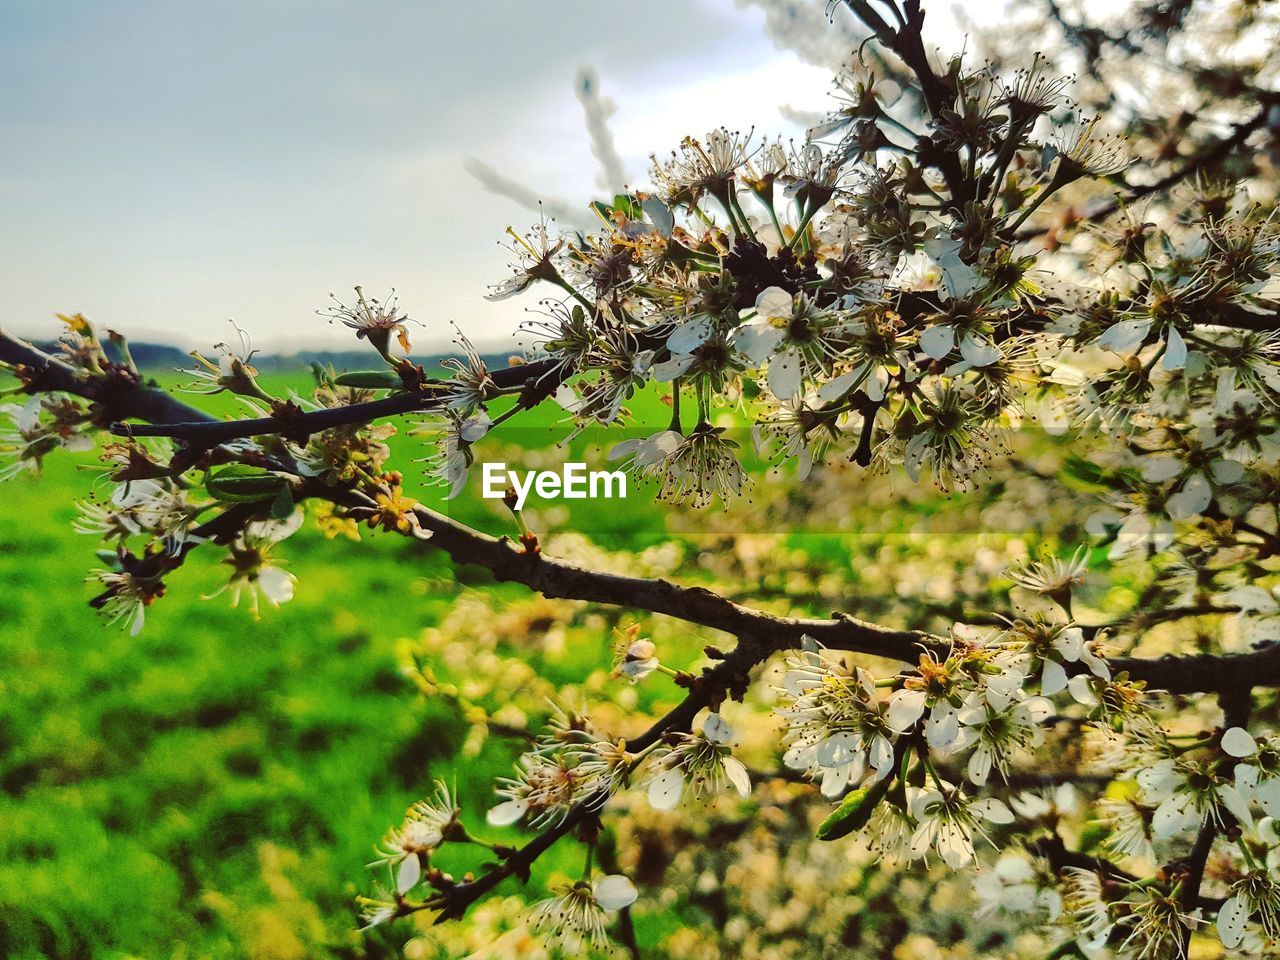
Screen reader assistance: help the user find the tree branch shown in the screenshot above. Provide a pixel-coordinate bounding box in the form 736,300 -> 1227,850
9,325 -> 1280,694
429,635 -> 764,921
410,502 -> 930,664
0,329 -> 216,427
108,357 -> 563,446
842,0 -> 969,209
1015,104 -> 1274,243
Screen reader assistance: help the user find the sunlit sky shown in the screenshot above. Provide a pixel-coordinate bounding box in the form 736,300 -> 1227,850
0,0 -> 959,353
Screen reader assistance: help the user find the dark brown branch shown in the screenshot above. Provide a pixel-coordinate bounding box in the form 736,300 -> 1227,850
1104,646 -> 1280,696
1098,604 -> 1243,631
97,294 -> 1025,465
1121,106 -> 1271,201
614,906 -> 642,960
429,636 -> 764,921
1030,834 -> 1136,885
409,503 -> 932,663
842,0 -> 969,209
408,500 -> 1280,695
88,501 -> 266,608
112,390 -> 442,442
108,357 -> 561,446
0,329 -> 216,427
1214,305 -> 1280,333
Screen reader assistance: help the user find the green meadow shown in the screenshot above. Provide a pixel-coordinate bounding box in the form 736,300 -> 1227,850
0,371 -> 734,959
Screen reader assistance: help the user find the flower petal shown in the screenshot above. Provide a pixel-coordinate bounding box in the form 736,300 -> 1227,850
1041,658 -> 1068,697
1221,726 -> 1258,759
1055,627 -> 1084,662
1256,776 -> 1280,818
925,703 -> 960,750
1152,796 -> 1192,840
923,237 -> 981,300
1217,893 -> 1248,949
1141,457 -> 1183,483
1211,458 -> 1245,484
647,768 -> 685,810
816,731 -> 858,767
1067,674 -> 1098,706
1167,473 -> 1212,520
702,713 -> 733,743
967,745 -> 993,786
396,855 -> 422,894
651,353 -> 696,382
767,351 -> 802,400
1162,326 -> 1187,370
754,286 -> 794,319
667,316 -> 713,354
959,333 -> 1001,367
594,874 -> 639,910
723,757 -> 752,797
920,323 -> 956,360
257,566 -> 296,605
733,321 -> 784,364
642,197 -> 674,237
460,411 -> 493,443
868,735 -> 895,774
887,689 -> 927,732
783,739 -> 819,770
486,799 -> 528,826
865,366 -> 888,402
1097,318 -> 1152,354
974,797 -> 1014,824
817,365 -> 865,404
637,430 -> 683,466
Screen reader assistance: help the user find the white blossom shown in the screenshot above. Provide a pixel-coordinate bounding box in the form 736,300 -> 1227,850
776,645 -> 897,797
529,874 -> 637,951
645,715 -> 751,809
908,781 -> 1013,868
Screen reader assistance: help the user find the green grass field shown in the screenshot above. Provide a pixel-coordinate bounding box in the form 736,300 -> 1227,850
0,371 -> 728,959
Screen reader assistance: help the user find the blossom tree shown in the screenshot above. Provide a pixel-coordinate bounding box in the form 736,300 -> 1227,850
4,0 -> 1280,956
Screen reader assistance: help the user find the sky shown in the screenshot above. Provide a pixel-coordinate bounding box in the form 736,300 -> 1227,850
0,0 -> 940,354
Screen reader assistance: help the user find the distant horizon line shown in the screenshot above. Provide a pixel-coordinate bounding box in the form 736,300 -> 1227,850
3,328 -> 529,361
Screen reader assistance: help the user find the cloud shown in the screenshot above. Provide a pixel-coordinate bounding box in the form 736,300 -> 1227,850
576,67 -> 629,193
462,158 -> 592,231
779,103 -> 828,128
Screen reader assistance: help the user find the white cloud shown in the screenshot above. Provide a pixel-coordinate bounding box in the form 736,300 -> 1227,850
0,0 -> 967,353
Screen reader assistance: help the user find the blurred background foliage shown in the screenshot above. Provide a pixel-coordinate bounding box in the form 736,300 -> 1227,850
0,369 -> 1139,959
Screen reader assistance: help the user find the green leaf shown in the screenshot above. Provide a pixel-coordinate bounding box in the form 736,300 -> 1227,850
269,485 -> 295,520
205,465 -> 289,503
333,370 -> 403,389
815,773 -> 894,841
613,194 -> 642,220
1059,456 -> 1111,493
1078,820 -> 1111,853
